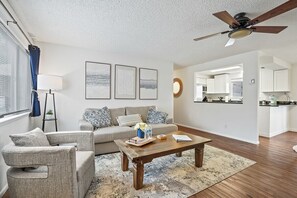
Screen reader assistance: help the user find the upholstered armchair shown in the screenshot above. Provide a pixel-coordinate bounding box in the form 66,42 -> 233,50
2,131 -> 95,198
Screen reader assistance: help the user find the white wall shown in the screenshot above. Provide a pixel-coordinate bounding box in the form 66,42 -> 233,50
289,64 -> 297,132
0,114 -> 33,196
36,42 -> 174,131
174,51 -> 259,144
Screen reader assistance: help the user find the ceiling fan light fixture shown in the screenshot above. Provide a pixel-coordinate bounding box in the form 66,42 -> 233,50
228,28 -> 253,39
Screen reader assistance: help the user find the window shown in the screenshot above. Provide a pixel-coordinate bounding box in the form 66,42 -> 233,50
0,23 -> 31,118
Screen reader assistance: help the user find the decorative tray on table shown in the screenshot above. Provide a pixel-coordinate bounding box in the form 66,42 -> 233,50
125,137 -> 156,147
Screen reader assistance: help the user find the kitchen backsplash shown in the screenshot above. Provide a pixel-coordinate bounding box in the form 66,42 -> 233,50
259,92 -> 292,101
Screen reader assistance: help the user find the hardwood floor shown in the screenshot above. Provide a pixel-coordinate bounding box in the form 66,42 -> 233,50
2,190 -> 9,198
179,126 -> 297,198
3,127 -> 297,198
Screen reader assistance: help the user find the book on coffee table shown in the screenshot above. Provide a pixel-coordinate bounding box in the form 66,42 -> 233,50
172,134 -> 192,142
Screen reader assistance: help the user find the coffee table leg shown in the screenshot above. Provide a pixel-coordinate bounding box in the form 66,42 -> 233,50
121,151 -> 129,171
133,162 -> 144,190
195,145 -> 204,167
176,152 -> 182,157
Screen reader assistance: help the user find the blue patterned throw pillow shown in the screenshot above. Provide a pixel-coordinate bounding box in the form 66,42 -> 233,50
83,106 -> 112,128
146,107 -> 168,124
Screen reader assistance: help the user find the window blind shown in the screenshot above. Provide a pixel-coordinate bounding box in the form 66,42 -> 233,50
0,22 -> 31,117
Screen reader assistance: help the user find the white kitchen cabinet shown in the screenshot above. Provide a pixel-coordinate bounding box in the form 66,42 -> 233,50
258,106 -> 289,137
274,69 -> 290,92
260,68 -> 290,92
214,74 -> 230,94
260,68 -> 274,92
196,77 -> 207,85
206,79 -> 214,93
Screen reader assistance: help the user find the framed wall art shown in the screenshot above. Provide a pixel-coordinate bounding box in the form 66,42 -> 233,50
114,64 -> 137,99
139,68 -> 158,100
85,61 -> 111,99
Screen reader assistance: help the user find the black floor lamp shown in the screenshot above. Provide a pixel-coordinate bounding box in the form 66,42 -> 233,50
38,74 -> 62,131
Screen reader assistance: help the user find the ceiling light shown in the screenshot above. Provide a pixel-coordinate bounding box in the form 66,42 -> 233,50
210,66 -> 241,73
228,28 -> 252,39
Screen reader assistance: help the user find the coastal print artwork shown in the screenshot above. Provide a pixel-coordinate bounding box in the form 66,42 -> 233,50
85,61 -> 111,99
139,68 -> 158,100
114,64 -> 137,99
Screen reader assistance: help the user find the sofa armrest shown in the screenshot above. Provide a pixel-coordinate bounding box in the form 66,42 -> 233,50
79,119 -> 94,131
2,144 -> 76,168
46,131 -> 94,152
166,118 -> 173,124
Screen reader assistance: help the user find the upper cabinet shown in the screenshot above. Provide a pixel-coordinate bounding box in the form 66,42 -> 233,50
206,79 -> 215,94
196,77 -> 207,85
214,74 -> 230,94
274,69 -> 290,92
260,69 -> 274,92
260,68 -> 290,92
207,74 -> 230,94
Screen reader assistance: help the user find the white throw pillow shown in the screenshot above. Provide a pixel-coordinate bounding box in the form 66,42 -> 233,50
117,114 -> 143,127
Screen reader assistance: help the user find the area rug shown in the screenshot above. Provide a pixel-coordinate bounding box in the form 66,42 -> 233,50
86,145 -> 255,198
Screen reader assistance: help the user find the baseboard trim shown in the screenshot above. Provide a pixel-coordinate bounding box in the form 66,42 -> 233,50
176,123 -> 259,145
289,128 -> 297,132
0,184 -> 8,198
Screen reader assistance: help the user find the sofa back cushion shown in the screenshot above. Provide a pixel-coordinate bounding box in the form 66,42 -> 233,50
109,107 -> 126,126
125,106 -> 155,122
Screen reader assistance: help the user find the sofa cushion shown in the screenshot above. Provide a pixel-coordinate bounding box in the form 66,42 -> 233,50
117,114 -> 143,127
76,151 -> 94,182
126,106 -> 155,122
93,126 -> 135,143
9,128 -> 50,147
83,106 -> 112,128
150,124 -> 178,135
147,107 -> 168,124
109,107 -> 126,126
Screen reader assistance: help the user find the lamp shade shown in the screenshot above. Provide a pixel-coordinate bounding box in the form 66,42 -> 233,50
38,74 -> 63,91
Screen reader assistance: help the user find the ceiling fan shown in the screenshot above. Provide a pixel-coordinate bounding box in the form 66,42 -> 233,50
193,0 -> 297,47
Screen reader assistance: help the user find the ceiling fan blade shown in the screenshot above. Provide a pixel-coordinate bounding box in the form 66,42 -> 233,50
251,26 -> 288,33
193,31 -> 229,41
225,38 -> 235,47
247,0 -> 297,26
213,11 -> 240,26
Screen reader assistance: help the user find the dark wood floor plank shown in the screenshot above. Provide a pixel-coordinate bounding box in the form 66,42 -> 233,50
179,126 -> 297,198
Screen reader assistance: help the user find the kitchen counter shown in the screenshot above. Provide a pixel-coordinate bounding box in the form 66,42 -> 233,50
259,101 -> 297,107
194,100 -> 243,104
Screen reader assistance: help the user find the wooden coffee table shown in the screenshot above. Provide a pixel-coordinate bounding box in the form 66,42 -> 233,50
114,131 -> 212,190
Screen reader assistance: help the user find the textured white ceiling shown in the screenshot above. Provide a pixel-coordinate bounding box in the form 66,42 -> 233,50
7,0 -> 297,66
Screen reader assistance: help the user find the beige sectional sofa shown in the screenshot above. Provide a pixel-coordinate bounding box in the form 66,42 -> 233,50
79,106 -> 178,155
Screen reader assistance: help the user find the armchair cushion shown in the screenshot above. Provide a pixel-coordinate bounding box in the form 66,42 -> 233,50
76,151 -> 94,182
9,128 -> 50,147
